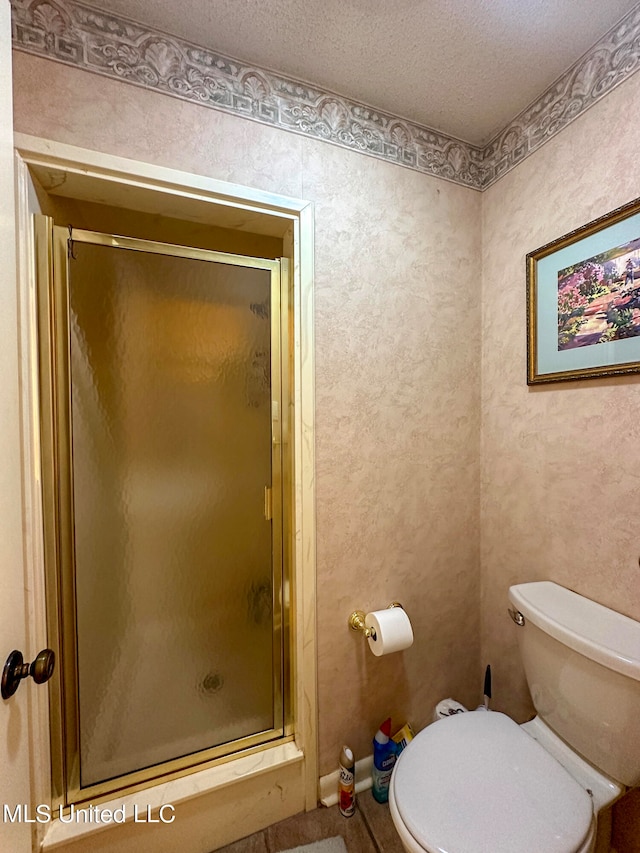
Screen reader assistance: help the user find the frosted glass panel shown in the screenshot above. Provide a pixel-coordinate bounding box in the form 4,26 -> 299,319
68,242 -> 276,787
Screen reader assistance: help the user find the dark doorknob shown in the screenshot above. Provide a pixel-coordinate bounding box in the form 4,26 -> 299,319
1,649 -> 55,700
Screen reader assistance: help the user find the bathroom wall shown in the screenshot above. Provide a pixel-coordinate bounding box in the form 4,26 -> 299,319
12,22 -> 640,848
480,68 -> 640,849
11,50 -> 483,776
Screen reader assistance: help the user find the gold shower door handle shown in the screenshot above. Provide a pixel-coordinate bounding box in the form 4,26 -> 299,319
264,486 -> 272,521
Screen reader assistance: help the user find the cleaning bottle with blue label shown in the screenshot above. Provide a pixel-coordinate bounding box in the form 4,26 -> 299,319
371,717 -> 396,803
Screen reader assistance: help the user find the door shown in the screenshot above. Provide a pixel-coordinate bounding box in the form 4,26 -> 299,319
0,2 -> 32,851
37,222 -> 289,805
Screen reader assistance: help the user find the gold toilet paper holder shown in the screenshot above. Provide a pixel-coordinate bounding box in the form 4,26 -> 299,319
348,602 -> 404,639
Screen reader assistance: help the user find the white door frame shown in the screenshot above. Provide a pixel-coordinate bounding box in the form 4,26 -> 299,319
0,2 -> 32,851
12,132 -> 317,852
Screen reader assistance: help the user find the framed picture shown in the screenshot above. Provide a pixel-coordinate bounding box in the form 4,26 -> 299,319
527,196 -> 640,384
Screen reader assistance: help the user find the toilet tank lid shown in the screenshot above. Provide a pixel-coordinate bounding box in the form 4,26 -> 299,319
509,581 -> 640,682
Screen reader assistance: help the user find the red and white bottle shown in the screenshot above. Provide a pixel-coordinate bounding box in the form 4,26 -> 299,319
338,745 -> 356,817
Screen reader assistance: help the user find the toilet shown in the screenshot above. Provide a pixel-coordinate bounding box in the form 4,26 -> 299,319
389,581 -> 640,853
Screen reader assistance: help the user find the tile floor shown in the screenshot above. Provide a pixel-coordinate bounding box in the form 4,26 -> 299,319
215,795 -> 405,853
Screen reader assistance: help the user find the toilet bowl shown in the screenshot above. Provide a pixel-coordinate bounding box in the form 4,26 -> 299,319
389,581 -> 640,853
389,711 -> 597,853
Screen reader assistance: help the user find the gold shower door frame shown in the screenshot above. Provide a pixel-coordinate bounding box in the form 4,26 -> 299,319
35,217 -> 292,807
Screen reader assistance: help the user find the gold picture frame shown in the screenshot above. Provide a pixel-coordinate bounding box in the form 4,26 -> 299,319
527,196 -> 640,384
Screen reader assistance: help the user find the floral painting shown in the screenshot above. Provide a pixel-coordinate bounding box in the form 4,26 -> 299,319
527,197 -> 640,383
557,236 -> 640,349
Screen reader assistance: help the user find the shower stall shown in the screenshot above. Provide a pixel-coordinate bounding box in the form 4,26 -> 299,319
35,217 -> 291,805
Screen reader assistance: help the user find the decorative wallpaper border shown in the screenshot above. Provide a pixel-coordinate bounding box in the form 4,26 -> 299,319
9,0 -> 640,191
483,3 -> 640,188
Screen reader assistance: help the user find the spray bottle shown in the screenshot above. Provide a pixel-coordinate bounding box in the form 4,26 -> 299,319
371,718 -> 396,803
338,745 -> 356,817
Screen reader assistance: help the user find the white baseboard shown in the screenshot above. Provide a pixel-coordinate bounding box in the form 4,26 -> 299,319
319,755 -> 373,807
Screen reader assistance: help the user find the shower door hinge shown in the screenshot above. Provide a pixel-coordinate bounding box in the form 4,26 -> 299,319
264,486 -> 272,522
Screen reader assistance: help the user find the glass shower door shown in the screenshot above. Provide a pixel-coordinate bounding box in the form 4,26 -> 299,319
36,221 -> 288,802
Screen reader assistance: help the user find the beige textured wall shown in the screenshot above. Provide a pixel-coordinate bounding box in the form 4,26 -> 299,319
481,69 -> 640,845
12,52 -> 482,777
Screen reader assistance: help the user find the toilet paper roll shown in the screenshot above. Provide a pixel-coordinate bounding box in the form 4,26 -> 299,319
365,607 -> 414,657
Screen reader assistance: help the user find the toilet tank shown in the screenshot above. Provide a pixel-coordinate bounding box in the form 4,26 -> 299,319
508,581 -> 640,787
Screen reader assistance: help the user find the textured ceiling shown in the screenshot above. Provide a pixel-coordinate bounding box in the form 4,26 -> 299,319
80,0 -> 639,145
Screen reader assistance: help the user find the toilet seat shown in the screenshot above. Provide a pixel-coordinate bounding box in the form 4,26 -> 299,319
390,711 -> 594,853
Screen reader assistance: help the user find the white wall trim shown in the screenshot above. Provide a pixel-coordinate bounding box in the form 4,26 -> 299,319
318,754 -> 373,808
0,3 -> 32,852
